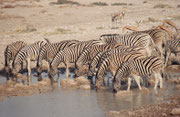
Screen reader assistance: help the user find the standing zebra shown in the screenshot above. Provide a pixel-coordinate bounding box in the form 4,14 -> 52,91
95,51 -> 146,89
4,41 -> 27,81
99,33 -> 157,57
164,38 -> 180,67
12,41 -> 47,85
37,40 -> 79,80
88,46 -> 147,79
49,40 -> 102,83
113,56 -> 163,93
75,43 -> 123,77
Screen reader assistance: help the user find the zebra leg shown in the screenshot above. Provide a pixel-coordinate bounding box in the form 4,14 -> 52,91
66,63 -> 70,78
164,49 -> 171,67
5,66 -> 10,81
27,58 -> 32,85
127,77 -> 132,91
155,73 -> 163,89
107,73 -> 110,86
134,75 -> 142,90
153,73 -> 159,90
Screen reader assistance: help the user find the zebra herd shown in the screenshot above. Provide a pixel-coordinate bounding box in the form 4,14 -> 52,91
4,22 -> 180,93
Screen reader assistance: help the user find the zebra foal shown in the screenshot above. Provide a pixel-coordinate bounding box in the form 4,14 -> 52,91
113,56 -> 163,93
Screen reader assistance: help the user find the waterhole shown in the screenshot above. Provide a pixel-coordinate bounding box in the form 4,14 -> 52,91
0,68 -> 179,117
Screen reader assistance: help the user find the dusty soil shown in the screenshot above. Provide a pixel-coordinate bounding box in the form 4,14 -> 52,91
0,0 -> 180,69
0,0 -> 180,116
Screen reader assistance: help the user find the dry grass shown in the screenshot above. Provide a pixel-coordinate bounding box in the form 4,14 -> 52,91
44,28 -> 74,36
153,4 -> 173,8
0,13 -> 24,20
2,4 -> 15,8
51,0 -> 80,5
147,17 -> 159,22
15,24 -> 37,33
171,15 -> 180,20
91,2 -> 108,6
111,2 -> 132,6
96,26 -> 104,30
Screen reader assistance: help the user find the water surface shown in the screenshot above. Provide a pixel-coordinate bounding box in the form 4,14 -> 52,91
0,68 -> 179,117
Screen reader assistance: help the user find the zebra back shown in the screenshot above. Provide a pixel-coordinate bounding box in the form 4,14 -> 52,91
99,33 -> 152,48
133,29 -> 164,44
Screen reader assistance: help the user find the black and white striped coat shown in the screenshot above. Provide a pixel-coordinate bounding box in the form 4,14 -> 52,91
74,43 -> 123,77
88,46 -> 147,78
12,41 -> 47,85
99,33 -> 157,57
4,41 -> 27,81
164,38 -> 180,66
113,56 -> 163,92
37,40 -> 79,79
95,51 -> 146,89
49,40 -> 102,82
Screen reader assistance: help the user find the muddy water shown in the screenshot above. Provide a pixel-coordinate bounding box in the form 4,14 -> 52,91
0,68 -> 180,117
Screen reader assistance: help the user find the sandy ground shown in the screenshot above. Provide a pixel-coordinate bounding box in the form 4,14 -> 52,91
0,0 -> 180,116
0,0 -> 180,69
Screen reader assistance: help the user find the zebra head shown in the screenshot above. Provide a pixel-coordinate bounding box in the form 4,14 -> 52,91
113,77 -> 121,93
12,61 -> 21,74
12,63 -> 21,81
49,65 -> 58,79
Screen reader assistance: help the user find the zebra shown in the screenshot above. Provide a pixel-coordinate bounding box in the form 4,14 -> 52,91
95,51 -> 147,89
99,33 -> 157,57
132,29 -> 167,59
12,41 -> 47,85
113,56 -> 163,93
88,46 -> 147,78
37,40 -> 79,80
74,43 -> 123,77
164,38 -> 180,67
4,41 -> 27,81
48,40 -> 102,83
